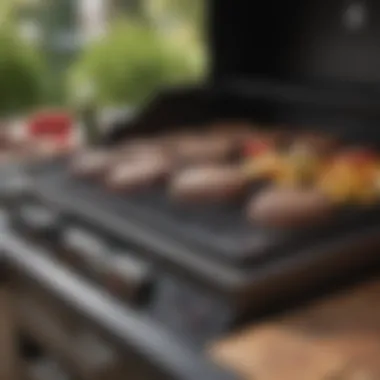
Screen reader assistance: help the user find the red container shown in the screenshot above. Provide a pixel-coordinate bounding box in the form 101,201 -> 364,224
28,111 -> 73,145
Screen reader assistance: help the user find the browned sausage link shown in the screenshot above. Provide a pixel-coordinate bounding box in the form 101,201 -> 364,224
174,135 -> 239,164
105,153 -> 173,192
169,165 -> 248,203
247,187 -> 334,228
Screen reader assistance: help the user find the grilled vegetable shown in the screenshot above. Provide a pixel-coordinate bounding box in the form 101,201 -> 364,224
317,148 -> 380,204
243,138 -> 284,181
245,134 -> 336,188
275,142 -> 324,188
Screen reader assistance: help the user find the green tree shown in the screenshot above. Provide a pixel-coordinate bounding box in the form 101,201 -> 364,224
146,0 -> 206,76
0,26 -> 45,117
67,20 -> 199,108
147,0 -> 204,36
0,0 -> 75,106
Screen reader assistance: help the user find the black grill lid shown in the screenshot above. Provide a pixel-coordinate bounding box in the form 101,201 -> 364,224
209,0 -> 380,138
107,0 -> 380,143
210,0 -> 380,86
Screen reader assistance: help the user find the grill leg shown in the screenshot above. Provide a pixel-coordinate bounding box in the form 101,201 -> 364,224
0,285 -> 20,380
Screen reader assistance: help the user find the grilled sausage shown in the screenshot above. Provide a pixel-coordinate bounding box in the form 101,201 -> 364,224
174,135 -> 238,164
247,187 -> 333,228
105,151 -> 172,192
170,165 -> 248,203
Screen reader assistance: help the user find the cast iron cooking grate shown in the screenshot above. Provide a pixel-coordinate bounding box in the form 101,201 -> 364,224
30,160 -> 380,266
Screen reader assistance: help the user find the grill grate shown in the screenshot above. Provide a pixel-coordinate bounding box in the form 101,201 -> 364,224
30,160 -> 380,266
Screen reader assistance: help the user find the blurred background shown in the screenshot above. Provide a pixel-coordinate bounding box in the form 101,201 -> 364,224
0,0 -> 206,141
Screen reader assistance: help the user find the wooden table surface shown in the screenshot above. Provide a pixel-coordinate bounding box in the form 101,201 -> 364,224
210,279 -> 380,380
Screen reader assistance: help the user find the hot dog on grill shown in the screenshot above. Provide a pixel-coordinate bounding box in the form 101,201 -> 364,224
247,187 -> 333,228
169,164 -> 248,203
174,135 -> 238,164
69,137 -> 165,179
105,150 -> 173,192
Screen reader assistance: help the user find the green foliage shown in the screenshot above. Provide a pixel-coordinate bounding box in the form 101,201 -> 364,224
152,0 -> 204,30
68,20 -> 201,107
0,26 -> 45,116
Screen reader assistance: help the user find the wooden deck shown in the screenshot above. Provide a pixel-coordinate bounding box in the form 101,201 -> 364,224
211,279 -> 380,380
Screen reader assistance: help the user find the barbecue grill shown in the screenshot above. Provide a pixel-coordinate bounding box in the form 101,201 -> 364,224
3,1 -> 380,379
